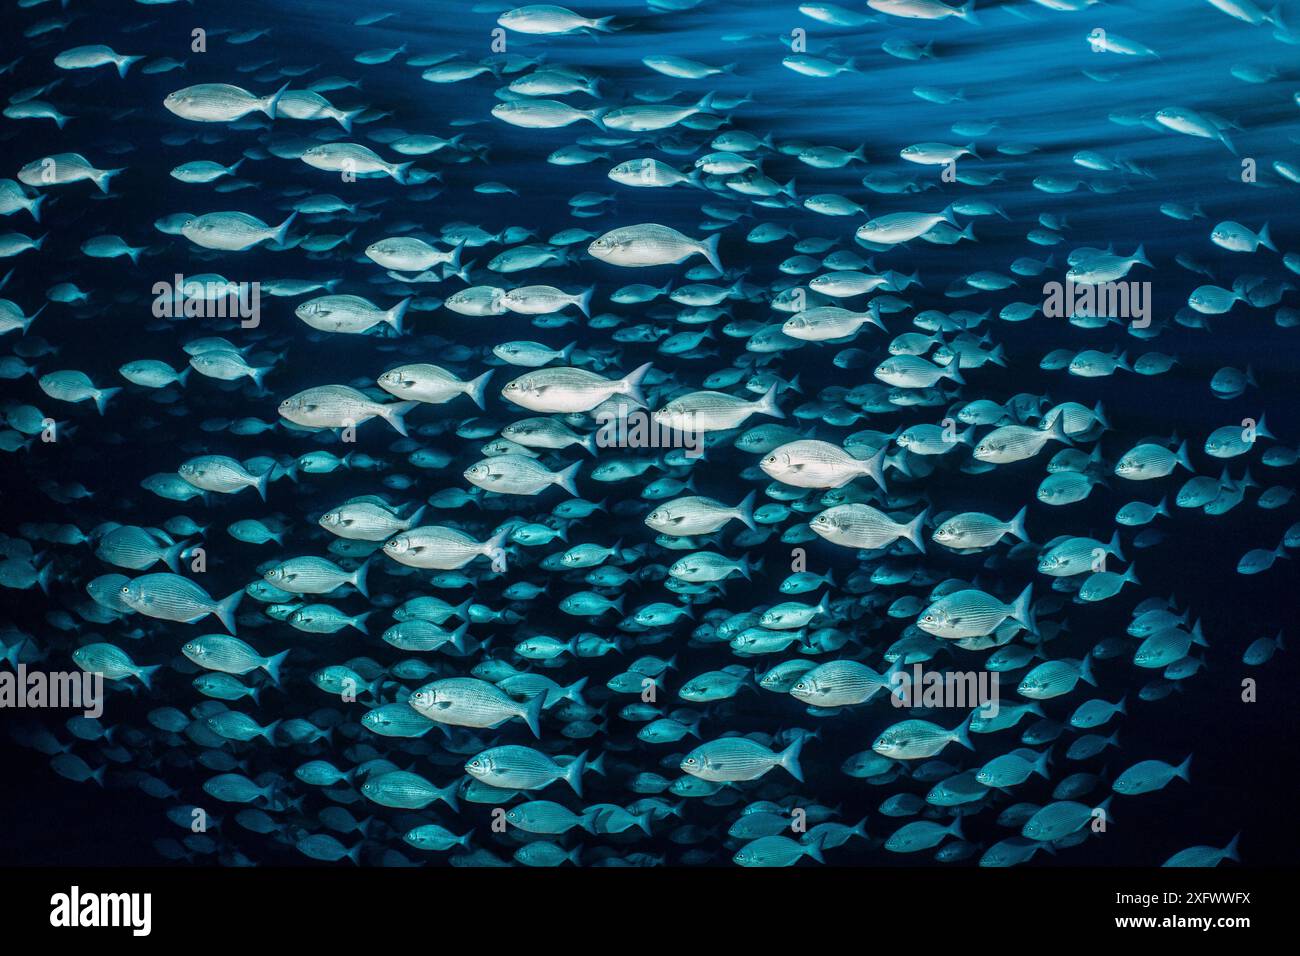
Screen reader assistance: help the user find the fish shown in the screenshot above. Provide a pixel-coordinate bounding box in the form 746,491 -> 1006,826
588,224 -> 722,272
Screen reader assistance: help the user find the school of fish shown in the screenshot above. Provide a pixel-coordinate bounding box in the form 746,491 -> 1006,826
1,0 -> 1298,867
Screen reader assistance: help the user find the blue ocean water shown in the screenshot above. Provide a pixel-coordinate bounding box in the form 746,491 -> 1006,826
1,0 -> 1298,868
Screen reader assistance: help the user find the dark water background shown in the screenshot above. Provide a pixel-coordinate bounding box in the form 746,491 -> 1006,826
2,0 -> 1299,866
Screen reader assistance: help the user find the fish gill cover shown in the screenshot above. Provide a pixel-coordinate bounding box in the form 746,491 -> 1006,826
0,0 -> 1298,872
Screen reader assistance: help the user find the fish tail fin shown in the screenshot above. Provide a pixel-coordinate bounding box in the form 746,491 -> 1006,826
214,589 -> 243,635
620,361 -> 653,407
337,108 -> 363,134
940,203 -> 958,227
36,562 -> 53,596
863,444 -> 889,491
136,664 -> 161,691
1257,221 -> 1275,252
253,467 -> 271,502
351,611 -> 372,635
162,538 -> 191,574
1224,832 -> 1241,863
403,503 -> 428,530
1047,413 -> 1071,446
1176,753 -> 1193,782
944,362 -> 965,385
521,691 -> 545,739
118,54 -> 145,77
263,212 -> 295,249
1008,505 -> 1029,542
958,1 -> 979,24
735,490 -> 757,530
1107,528 -> 1125,563
1132,243 -> 1151,269
436,779 -> 459,812
448,595 -> 472,620
380,400 -> 419,436
1010,583 -> 1035,631
1256,412 -> 1274,440
1033,748 -> 1052,779
264,82 -> 290,120
94,168 -> 125,194
93,387 -> 122,415
955,713 -> 975,751
556,461 -> 581,497
757,381 -> 783,419
351,558 -> 371,599
387,296 -> 411,335
701,232 -> 723,273
450,621 -> 470,654
1079,651 -> 1097,687
564,676 -> 589,708
564,751 -> 588,797
1174,439 -> 1192,472
463,369 -> 492,410
392,161 -> 414,184
802,834 -> 826,863
264,649 -> 289,687
904,507 -> 928,554
780,734 -> 806,782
